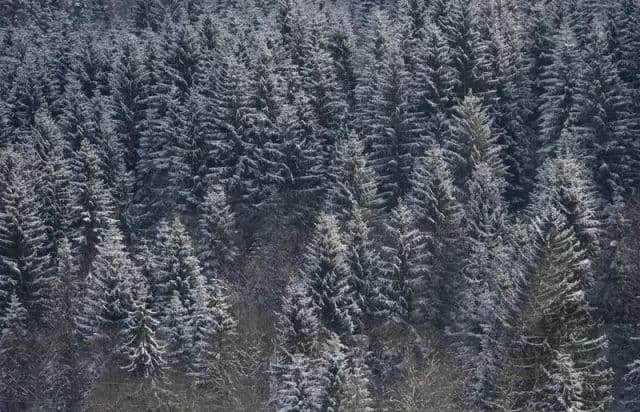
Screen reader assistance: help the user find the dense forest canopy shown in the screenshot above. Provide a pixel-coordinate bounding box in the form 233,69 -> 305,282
1,0 -> 640,410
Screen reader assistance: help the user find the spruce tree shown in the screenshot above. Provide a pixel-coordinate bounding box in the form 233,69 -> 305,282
120,279 -> 166,380
276,352 -> 324,412
70,139 -> 117,273
447,93 -> 505,190
379,200 -> 429,325
277,282 -> 322,356
110,38 -> 149,174
364,45 -> 418,211
343,204 -> 382,331
302,213 -> 354,337
0,293 -> 30,410
76,224 -> 136,344
196,184 -> 239,281
513,207 -> 612,411
0,151 -> 52,326
539,22 -> 581,159
408,146 -> 462,322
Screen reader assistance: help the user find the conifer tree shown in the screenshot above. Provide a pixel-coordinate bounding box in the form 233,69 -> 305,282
343,204 -> 382,331
162,24 -> 202,101
0,152 -> 52,325
70,139 -> 117,273
410,22 -> 456,148
45,238 -> 86,410
570,30 -> 639,204
196,185 -> 239,281
325,134 -> 377,222
0,293 -> 30,410
110,38 -> 149,174
277,282 -> 322,356
276,352 -> 324,412
539,23 -> 581,159
530,149 -> 602,262
76,224 -> 136,344
447,93 -> 504,190
364,45 -> 418,211
337,350 -> 375,412
302,213 -> 354,336
440,0 -> 494,102
408,146 -> 462,322
379,201 -> 429,325
513,207 -> 612,411
121,280 -> 166,380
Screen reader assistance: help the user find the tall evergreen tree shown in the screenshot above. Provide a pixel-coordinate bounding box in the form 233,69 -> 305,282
513,207 -> 612,411
302,213 -> 354,337
0,151 -> 52,326
379,201 -> 429,325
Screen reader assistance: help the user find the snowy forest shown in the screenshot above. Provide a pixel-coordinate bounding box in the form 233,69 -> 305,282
1,0 -> 640,410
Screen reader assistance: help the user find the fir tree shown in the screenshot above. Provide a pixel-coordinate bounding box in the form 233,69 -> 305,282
276,352 -> 324,412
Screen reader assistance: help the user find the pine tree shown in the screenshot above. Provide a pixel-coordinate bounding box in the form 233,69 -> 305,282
0,151 -> 52,326
447,92 -> 505,190
624,356 -> 640,409
337,349 -> 375,412
196,184 -> 239,281
58,78 -> 102,152
133,0 -> 162,31
45,238 -> 86,410
302,213 -> 354,336
379,200 -> 429,325
455,164 -> 521,409
162,24 -> 202,101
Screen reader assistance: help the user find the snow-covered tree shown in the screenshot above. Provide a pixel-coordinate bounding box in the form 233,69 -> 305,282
302,213 -> 354,337
70,139 -> 117,273
379,200 -> 429,325
513,207 -> 612,411
120,280 -> 165,380
0,151 -> 53,326
277,282 -> 322,356
196,185 -> 239,281
0,293 -> 30,410
448,91 -> 505,190
76,224 -> 136,344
